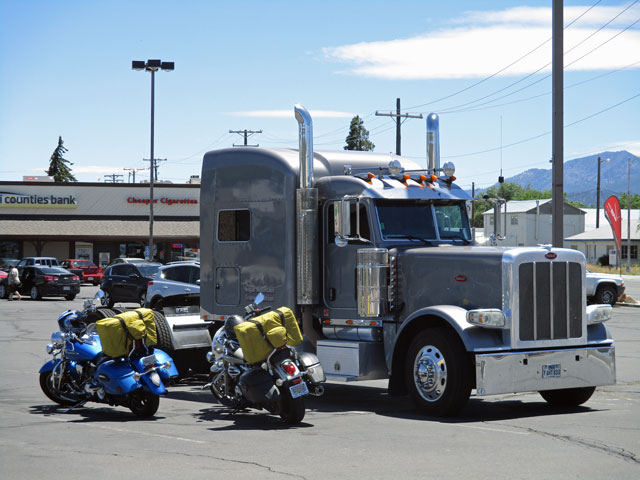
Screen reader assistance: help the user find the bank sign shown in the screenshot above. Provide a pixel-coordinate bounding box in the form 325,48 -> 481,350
0,191 -> 78,209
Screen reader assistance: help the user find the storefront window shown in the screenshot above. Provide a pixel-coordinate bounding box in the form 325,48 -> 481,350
0,241 -> 19,261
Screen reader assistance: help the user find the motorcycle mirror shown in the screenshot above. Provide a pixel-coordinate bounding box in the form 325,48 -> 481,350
254,293 -> 264,306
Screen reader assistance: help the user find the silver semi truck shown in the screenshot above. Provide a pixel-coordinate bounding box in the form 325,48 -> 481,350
199,105 -> 615,416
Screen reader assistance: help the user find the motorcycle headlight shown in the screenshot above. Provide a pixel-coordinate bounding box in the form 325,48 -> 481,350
46,344 -> 54,355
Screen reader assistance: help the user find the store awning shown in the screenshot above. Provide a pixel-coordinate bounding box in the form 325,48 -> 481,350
0,219 -> 199,240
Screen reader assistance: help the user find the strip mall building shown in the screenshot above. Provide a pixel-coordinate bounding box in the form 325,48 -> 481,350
0,180 -> 200,266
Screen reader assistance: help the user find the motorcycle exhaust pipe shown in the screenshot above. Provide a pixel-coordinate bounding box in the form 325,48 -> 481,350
312,385 -> 325,397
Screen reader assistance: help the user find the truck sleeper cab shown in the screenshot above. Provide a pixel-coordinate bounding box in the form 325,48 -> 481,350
199,106 -> 615,417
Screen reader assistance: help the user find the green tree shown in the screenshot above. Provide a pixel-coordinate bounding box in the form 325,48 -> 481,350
619,193 -> 640,209
344,115 -> 374,151
47,136 -> 77,182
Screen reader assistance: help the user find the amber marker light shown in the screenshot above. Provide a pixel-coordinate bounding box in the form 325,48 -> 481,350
367,172 -> 375,184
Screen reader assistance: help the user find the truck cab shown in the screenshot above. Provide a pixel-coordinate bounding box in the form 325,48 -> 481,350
199,106 -> 615,416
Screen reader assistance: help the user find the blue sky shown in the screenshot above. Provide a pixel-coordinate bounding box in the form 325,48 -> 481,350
1,0 -> 638,190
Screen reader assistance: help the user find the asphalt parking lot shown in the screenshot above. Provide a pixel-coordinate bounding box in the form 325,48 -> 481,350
0,284 -> 639,479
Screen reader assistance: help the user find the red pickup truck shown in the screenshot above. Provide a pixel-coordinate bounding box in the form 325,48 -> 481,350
60,259 -> 104,285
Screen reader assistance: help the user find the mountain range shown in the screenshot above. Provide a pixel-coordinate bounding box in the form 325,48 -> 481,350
471,150 -> 640,207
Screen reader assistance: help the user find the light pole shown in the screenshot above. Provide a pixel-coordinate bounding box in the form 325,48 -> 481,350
132,59 -> 174,260
596,157 -> 610,228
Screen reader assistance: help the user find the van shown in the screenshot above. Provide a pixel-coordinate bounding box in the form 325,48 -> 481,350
17,257 -> 59,267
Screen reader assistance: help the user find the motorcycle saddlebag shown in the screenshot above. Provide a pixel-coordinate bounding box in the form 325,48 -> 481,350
238,367 -> 280,405
234,307 -> 303,364
96,308 -> 158,358
95,357 -> 139,395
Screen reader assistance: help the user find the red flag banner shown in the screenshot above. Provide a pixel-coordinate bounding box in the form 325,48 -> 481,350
604,195 -> 622,252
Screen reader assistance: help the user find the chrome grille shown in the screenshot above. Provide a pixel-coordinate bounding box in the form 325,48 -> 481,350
518,262 -> 582,341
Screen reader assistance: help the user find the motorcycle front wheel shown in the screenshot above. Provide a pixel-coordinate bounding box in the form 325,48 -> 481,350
39,370 -> 85,407
279,388 -> 305,424
128,390 -> 160,418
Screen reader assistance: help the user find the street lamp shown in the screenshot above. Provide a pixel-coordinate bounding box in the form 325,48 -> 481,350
132,59 -> 174,260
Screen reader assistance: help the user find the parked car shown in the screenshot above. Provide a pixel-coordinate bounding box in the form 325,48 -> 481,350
17,257 -> 59,267
60,259 -> 104,285
146,261 -> 200,310
106,257 -> 150,267
586,270 -> 625,306
0,258 -> 19,270
0,266 -> 80,300
100,261 -> 162,307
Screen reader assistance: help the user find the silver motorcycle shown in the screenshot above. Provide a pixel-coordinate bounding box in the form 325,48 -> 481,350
205,294 -> 325,424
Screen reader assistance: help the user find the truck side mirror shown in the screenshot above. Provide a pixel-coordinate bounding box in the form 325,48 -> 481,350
333,200 -> 351,247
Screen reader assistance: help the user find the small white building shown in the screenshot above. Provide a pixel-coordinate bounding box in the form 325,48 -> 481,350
482,199 -> 585,247
565,220 -> 639,265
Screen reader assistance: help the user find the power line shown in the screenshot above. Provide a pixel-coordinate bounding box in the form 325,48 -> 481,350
442,91 -> 640,159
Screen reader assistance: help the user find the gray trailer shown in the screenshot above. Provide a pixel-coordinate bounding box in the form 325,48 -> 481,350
199,105 -> 615,416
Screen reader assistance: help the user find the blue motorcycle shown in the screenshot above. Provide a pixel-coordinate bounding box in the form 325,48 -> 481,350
39,302 -> 178,418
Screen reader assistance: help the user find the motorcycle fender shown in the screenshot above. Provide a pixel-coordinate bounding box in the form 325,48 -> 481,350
153,348 -> 179,379
39,359 -> 60,374
139,373 -> 167,395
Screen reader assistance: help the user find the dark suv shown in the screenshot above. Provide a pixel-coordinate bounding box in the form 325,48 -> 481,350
100,262 -> 161,307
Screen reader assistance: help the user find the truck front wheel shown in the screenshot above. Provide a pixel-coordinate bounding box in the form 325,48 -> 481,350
405,328 -> 472,417
539,386 -> 595,407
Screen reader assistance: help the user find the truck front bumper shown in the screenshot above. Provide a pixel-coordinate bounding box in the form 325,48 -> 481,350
475,346 -> 615,395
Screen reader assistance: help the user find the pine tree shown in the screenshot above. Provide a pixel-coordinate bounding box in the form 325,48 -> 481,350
47,136 -> 77,182
344,116 -> 375,151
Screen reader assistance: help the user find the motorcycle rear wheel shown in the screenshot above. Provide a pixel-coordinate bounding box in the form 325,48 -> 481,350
128,390 -> 160,418
279,388 -> 306,424
39,370 -> 85,407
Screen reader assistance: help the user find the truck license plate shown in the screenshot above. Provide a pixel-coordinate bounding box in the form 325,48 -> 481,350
289,381 -> 309,398
542,364 -> 561,378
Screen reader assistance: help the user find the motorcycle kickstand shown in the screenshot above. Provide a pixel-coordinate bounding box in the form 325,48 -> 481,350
60,400 -> 89,413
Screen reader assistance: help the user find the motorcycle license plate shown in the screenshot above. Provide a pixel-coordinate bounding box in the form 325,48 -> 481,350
289,381 -> 309,399
142,355 -> 157,368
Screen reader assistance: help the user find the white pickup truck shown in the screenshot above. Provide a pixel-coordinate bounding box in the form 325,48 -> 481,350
586,270 -> 625,305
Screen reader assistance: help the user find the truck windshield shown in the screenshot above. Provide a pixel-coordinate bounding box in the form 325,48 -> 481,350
375,200 -> 471,243
434,203 -> 472,242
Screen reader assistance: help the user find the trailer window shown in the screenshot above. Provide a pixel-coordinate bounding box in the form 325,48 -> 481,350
218,210 -> 250,242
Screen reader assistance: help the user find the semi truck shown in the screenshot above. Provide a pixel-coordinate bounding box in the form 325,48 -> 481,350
199,105 -> 615,416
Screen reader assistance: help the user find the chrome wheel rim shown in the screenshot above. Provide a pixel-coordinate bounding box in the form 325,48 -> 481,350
413,345 -> 447,402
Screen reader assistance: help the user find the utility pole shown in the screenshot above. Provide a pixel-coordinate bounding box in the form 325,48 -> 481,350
551,0 -> 564,248
596,157 -> 602,228
143,158 -> 167,182
103,174 -> 124,183
627,158 -> 635,273
375,98 -> 423,155
471,182 -> 476,240
230,129 -> 262,147
124,167 -> 147,183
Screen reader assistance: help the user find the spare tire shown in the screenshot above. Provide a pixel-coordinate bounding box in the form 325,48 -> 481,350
85,307 -> 118,326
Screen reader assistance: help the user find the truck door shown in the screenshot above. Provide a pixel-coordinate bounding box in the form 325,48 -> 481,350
323,202 -> 371,314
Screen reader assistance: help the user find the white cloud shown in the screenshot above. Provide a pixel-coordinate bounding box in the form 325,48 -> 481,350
323,5 -> 640,79
230,109 -> 355,118
72,165 -> 127,174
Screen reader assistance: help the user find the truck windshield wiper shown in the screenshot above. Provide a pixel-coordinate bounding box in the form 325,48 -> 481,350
385,234 -> 433,245
445,235 -> 472,245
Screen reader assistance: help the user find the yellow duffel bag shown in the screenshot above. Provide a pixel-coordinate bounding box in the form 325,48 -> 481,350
234,307 -> 302,364
96,308 -> 158,358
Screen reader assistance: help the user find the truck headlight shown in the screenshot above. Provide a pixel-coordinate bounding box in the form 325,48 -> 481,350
586,304 -> 613,324
466,309 -> 507,328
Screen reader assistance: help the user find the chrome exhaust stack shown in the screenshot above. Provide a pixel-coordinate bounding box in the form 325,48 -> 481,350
294,105 -> 318,306
426,113 -> 440,174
